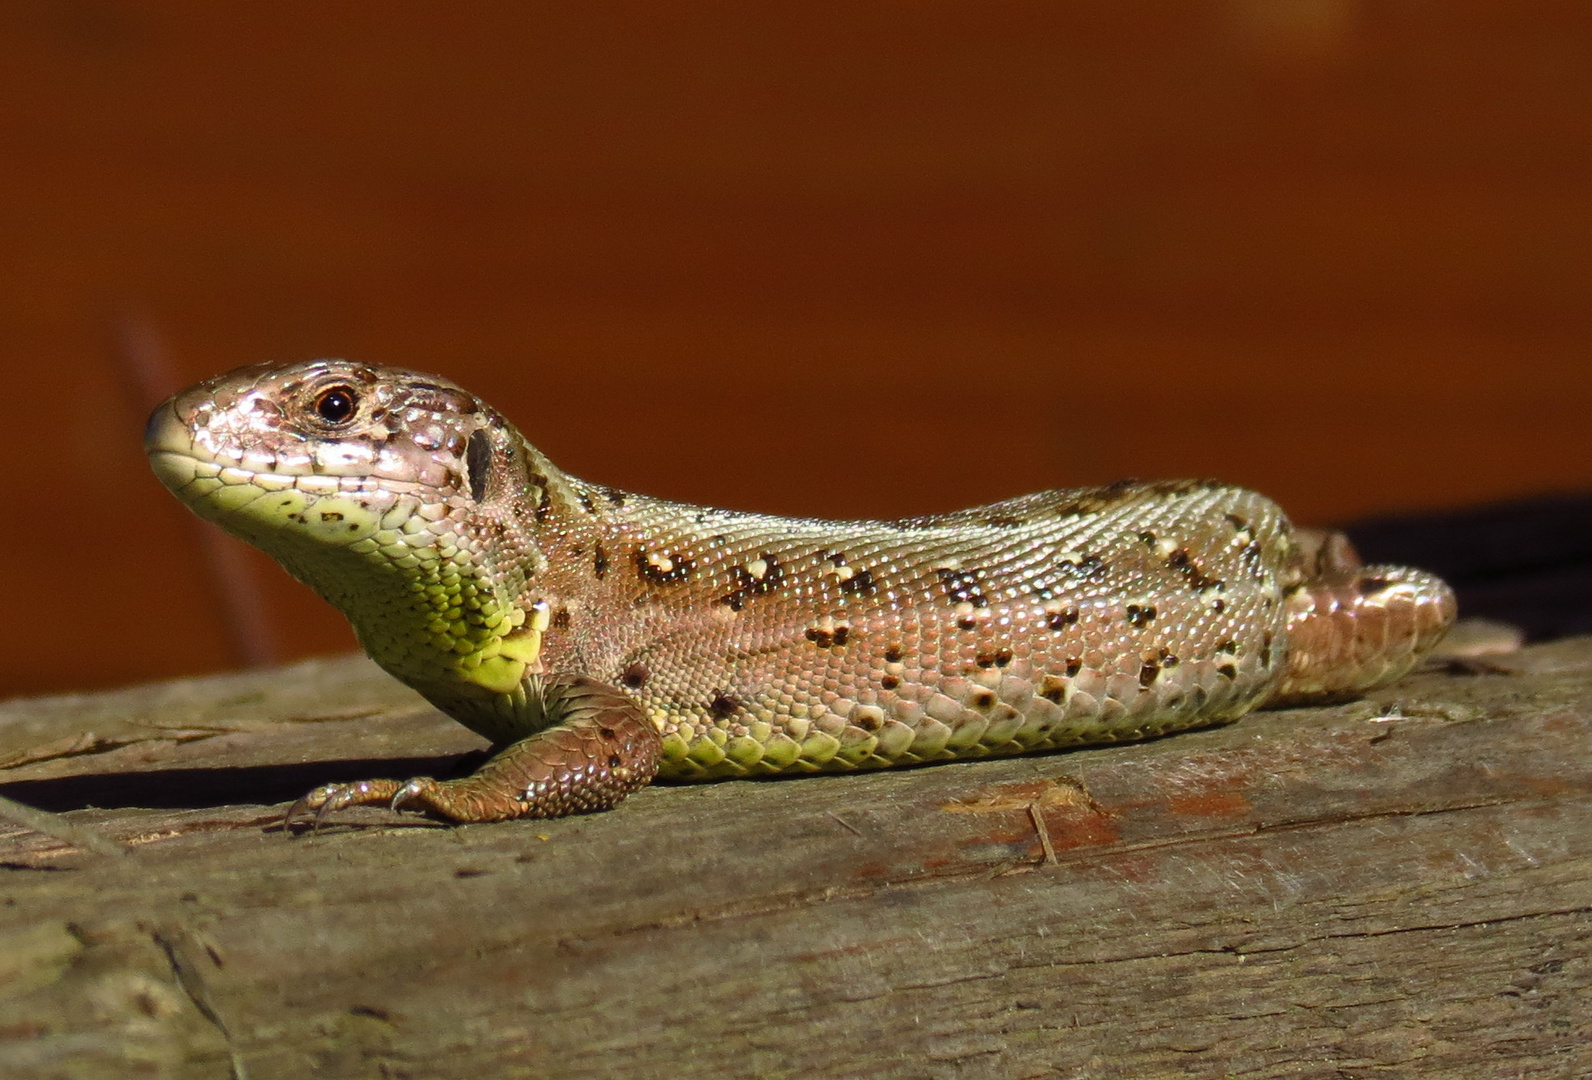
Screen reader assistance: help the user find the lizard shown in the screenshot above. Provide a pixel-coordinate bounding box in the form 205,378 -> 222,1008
145,360 -> 1457,824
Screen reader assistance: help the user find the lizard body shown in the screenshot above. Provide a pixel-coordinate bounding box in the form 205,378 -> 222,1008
146,360 -> 1456,822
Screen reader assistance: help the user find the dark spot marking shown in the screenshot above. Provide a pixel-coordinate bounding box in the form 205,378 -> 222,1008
593,544 -> 609,580
1139,661 -> 1161,688
465,429 -> 492,502
710,693 -> 740,718
347,523 -> 359,531
599,727 -> 616,739
1260,633 -> 1274,668
995,648 -> 1013,667
881,675 -> 901,690
976,652 -> 997,669
957,616 -> 978,631
1242,541 -> 1264,572
570,544 -> 585,557
1218,663 -> 1239,680
1216,639 -> 1238,654
636,548 -> 694,586
1225,513 -> 1251,532
1357,576 -> 1393,597
1211,599 -> 1226,613
1047,478 -> 1219,518
1166,548 -> 1222,591
1040,677 -> 1067,703
1138,531 -> 1157,545
608,754 -> 622,769
534,485 -> 553,523
972,690 -> 995,709
937,566 -> 988,608
1065,657 -> 1082,677
320,511 -> 343,522
854,711 -> 882,732
1126,604 -> 1157,627
805,625 -> 849,649
602,487 -> 627,507
577,491 -> 596,515
983,515 -> 1025,528
839,567 -> 876,596
884,645 -> 904,664
1047,607 -> 1079,630
552,609 -> 571,630
719,555 -> 785,610
1049,480 -> 1137,516
621,663 -> 649,689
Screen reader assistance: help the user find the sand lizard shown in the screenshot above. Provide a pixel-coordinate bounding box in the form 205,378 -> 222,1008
145,360 -> 1456,824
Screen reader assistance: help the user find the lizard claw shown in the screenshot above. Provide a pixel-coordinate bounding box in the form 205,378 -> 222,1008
389,777 -> 437,812
283,779 -> 406,832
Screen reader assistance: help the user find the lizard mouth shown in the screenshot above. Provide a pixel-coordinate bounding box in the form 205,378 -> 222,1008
145,401 -> 219,499
146,399 -> 434,499
144,399 -> 437,549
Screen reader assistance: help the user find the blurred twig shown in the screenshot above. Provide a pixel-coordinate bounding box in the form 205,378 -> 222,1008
112,311 -> 278,668
0,794 -> 127,858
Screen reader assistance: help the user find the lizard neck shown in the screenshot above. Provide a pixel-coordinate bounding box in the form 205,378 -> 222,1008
275,435 -> 595,743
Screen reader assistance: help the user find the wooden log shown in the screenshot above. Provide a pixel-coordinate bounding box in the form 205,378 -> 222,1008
0,639 -> 1587,1079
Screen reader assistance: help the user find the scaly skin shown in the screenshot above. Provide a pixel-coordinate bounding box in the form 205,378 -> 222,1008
145,360 -> 1457,823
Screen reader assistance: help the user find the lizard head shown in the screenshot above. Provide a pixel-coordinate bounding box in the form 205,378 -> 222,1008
147,360 -> 554,712
146,359 -> 518,517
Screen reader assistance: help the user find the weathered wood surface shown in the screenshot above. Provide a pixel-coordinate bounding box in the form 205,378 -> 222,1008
0,639 -> 1588,1080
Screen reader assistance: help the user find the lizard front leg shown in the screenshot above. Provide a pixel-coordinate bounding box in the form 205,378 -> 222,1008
285,675 -> 663,826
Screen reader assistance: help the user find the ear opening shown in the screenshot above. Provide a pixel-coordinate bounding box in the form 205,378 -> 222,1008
466,428 -> 493,502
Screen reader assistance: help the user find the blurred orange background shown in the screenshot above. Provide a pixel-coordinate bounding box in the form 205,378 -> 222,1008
2,1 -> 1589,696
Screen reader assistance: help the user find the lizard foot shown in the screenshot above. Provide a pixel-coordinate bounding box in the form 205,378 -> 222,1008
285,675 -> 663,827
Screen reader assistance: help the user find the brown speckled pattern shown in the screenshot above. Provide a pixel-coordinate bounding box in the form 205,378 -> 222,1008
147,360 -> 1457,815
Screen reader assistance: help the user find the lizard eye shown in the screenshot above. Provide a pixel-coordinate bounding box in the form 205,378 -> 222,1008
313,386 -> 358,425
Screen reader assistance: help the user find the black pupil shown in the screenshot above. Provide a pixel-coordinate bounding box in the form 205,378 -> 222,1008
315,388 -> 356,423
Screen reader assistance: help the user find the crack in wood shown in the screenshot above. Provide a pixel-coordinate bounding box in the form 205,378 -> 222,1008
153,925 -> 247,1080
